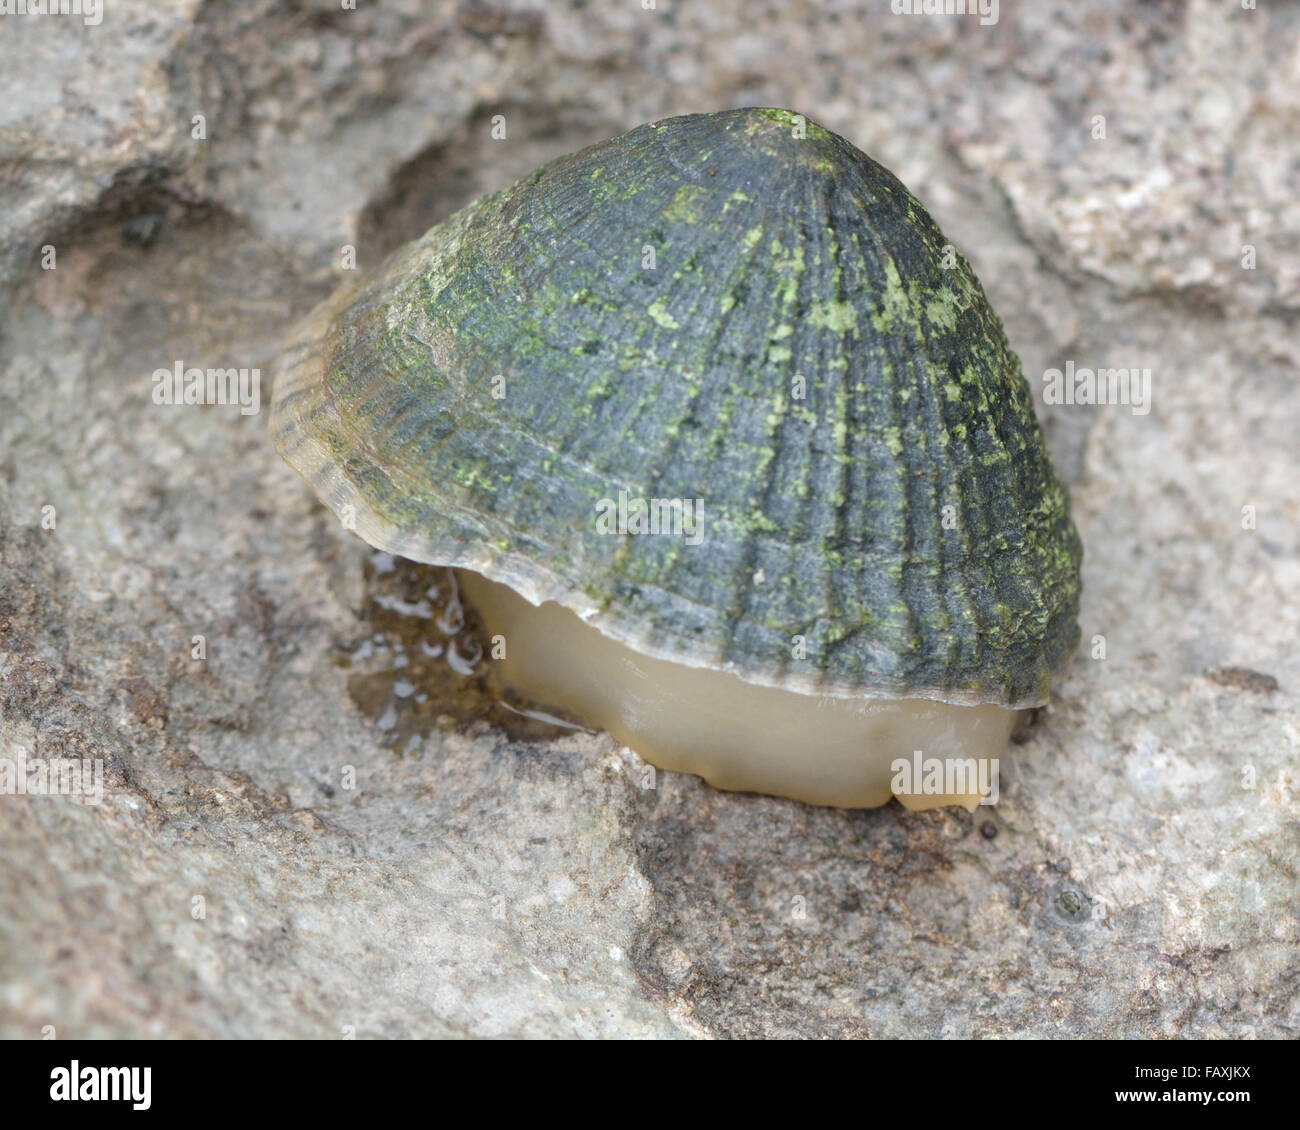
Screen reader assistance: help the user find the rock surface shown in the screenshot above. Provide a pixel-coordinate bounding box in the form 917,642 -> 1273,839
1,0 -> 1296,1038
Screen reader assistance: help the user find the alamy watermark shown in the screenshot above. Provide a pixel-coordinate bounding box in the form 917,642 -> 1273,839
891,751 -> 1000,805
0,0 -> 101,25
1042,361 -> 1152,416
891,0 -> 998,27
595,490 -> 704,545
50,1062 -> 151,1110
0,748 -> 104,806
152,360 -> 260,415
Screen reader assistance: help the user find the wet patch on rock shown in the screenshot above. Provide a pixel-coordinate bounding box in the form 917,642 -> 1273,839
338,552 -> 586,752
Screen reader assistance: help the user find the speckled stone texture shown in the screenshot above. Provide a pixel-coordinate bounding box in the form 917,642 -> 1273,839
1,0 -> 1297,1038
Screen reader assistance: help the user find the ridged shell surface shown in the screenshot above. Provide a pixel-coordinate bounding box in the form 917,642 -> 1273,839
271,108 -> 1081,708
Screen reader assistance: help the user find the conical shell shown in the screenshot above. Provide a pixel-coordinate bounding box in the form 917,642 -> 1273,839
271,108 -> 1081,708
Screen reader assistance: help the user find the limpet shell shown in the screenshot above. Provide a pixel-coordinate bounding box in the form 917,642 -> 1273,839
271,108 -> 1081,714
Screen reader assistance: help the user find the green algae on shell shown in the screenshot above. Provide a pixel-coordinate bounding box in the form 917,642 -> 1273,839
271,108 -> 1081,734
